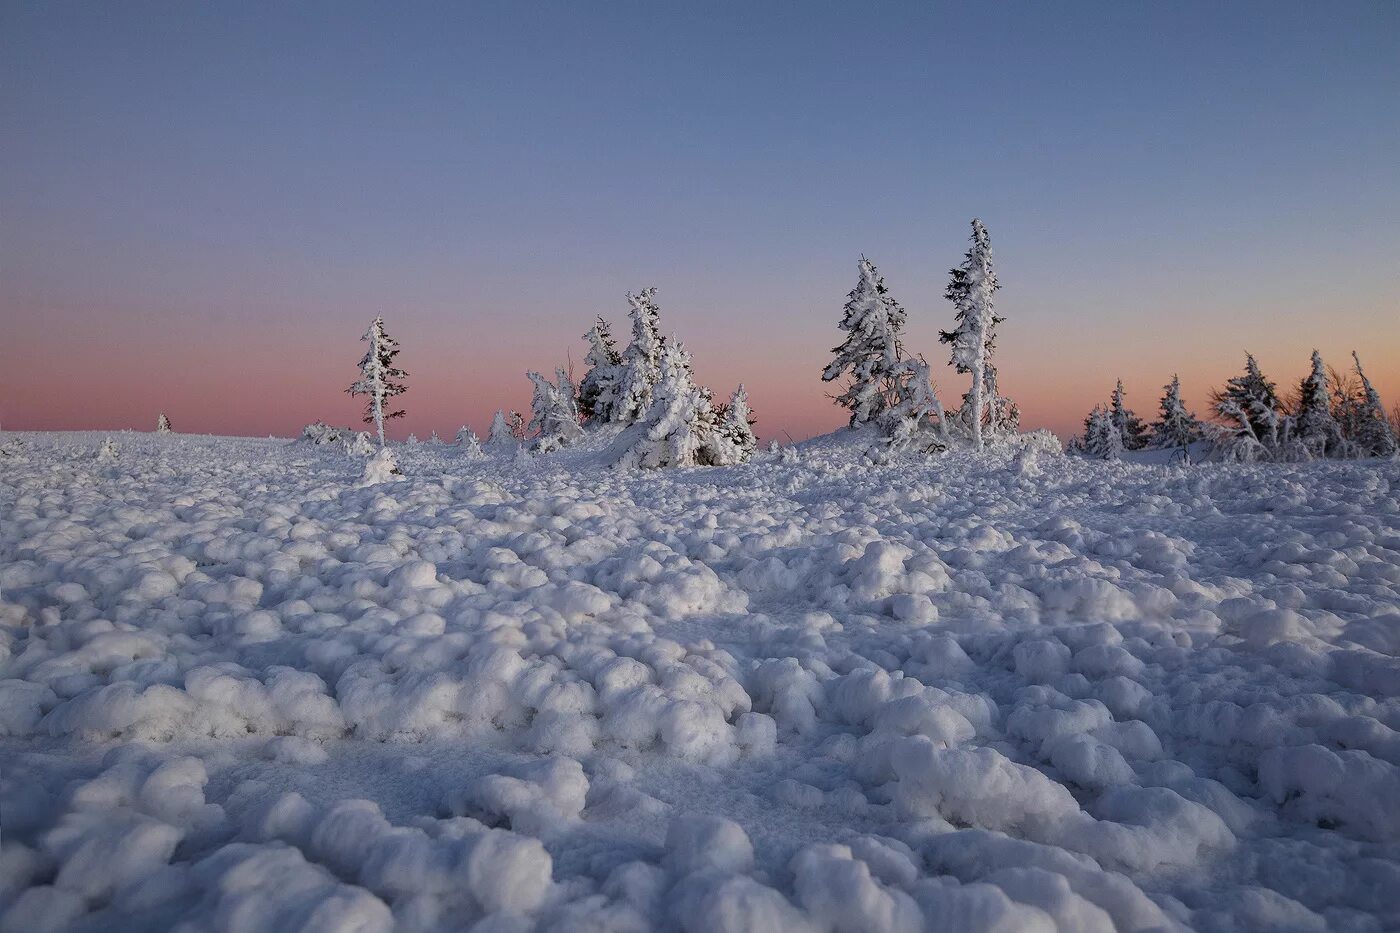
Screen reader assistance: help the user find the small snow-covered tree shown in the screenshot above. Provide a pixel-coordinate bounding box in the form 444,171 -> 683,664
456,426 -> 483,459
345,431 -> 375,457
96,436 -> 119,462
613,338 -> 717,469
939,219 -> 999,450
406,433 -> 419,446
1352,351 -> 1398,456
527,370 -> 584,453
1150,374 -> 1202,456
613,288 -> 664,423
1109,380 -> 1149,451
578,318 -> 624,424
822,257 -> 907,427
1082,405 -> 1122,460
346,316 -> 408,447
710,384 -> 758,465
485,409 -> 516,452
359,447 -> 401,486
555,367 -> 581,426
875,358 -> 949,457
1212,353 -> 1283,447
1294,351 -> 1344,457
509,410 -> 526,440
156,413 -> 172,433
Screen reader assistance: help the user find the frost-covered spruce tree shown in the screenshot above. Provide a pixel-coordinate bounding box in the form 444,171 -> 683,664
1083,405 -> 1122,460
1352,351 -> 1398,456
822,257 -> 907,427
555,367 -> 581,426
578,318 -> 624,424
156,413 -> 172,433
1109,380 -> 1149,450
939,219 -> 999,449
527,370 -> 584,453
1150,374 -> 1202,454
1294,351 -> 1343,457
346,316 -> 408,447
711,384 -> 757,465
613,288 -> 664,423
876,358 -> 949,456
485,409 -> 516,452
614,338 -> 718,469
1212,353 -> 1283,446
345,431 -> 375,457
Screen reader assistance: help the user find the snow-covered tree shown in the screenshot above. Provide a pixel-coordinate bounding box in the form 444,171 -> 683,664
875,358 -> 949,457
456,426 -> 483,459
710,384 -> 757,465
96,436 -> 119,462
1212,353 -> 1283,446
1149,374 -> 1202,456
613,288 -> 664,424
1352,351 -> 1397,456
1293,351 -> 1343,457
957,363 -> 1019,439
1082,405 -> 1122,460
527,370 -> 584,453
822,257 -> 907,427
578,318 -> 624,424
555,367 -> 581,425
156,413 -> 172,433
485,410 -> 516,453
359,447 -> 401,486
428,430 -> 442,445
346,316 -> 408,447
1109,380 -> 1149,451
613,338 -> 722,469
345,431 -> 375,457
939,219 -> 1000,450
405,433 -> 419,446
509,411 -> 526,440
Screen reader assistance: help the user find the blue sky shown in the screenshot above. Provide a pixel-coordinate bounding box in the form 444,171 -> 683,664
3,1 -> 1397,438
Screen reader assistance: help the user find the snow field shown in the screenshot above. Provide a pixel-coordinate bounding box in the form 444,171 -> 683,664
1,430 -> 1399,931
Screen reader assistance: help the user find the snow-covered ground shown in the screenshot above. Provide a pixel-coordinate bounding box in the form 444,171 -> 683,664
2,430 -> 1399,932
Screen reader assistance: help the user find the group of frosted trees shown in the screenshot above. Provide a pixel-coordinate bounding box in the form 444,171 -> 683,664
822,219 -> 1019,457
1074,350 -> 1396,462
342,295 -> 757,470
512,287 -> 757,467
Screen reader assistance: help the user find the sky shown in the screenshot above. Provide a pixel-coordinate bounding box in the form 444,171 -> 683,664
2,1 -> 1398,443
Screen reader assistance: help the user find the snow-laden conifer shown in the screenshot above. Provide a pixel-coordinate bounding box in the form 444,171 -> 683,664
710,384 -> 757,465
1149,375 -> 1202,457
485,410 -> 516,453
1110,380 -> 1149,451
822,257 -> 906,426
456,426 -> 483,458
939,220 -> 999,450
345,431 -> 375,458
613,288 -> 664,423
613,338 -> 716,469
1082,405 -> 1122,460
359,446 -> 401,486
1294,351 -> 1344,457
579,318 -> 624,424
96,437 -> 119,462
1212,353 -> 1283,447
346,317 -> 408,447
1352,352 -> 1398,456
156,413 -> 172,434
527,370 -> 584,453
876,358 -> 949,456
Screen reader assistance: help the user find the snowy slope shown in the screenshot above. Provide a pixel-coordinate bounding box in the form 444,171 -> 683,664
2,429 -> 1399,932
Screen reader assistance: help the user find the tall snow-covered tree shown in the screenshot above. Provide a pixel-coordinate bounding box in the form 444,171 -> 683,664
821,257 -> 907,426
939,219 -> 999,449
578,318 -> 624,424
1352,351 -> 1398,456
613,338 -> 722,469
527,370 -> 584,453
613,288 -> 664,424
1294,351 -> 1343,456
1212,353 -> 1283,446
711,384 -> 757,465
156,413 -> 172,433
1150,374 -> 1202,455
346,316 -> 408,447
1110,380 -> 1149,450
485,409 -> 516,452
877,357 -> 949,456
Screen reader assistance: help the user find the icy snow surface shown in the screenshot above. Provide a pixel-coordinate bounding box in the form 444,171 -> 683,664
2,430 -> 1399,932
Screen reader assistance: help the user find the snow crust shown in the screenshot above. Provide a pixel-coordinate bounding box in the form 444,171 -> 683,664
2,429 -> 1399,931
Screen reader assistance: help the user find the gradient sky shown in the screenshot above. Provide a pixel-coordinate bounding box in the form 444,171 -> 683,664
3,1 -> 1398,443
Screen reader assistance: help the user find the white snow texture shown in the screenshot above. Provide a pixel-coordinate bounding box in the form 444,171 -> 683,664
2,428 -> 1399,932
